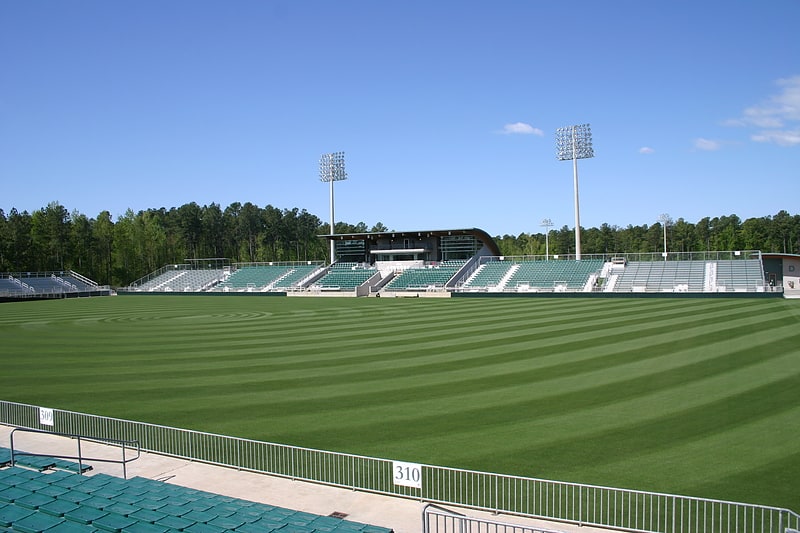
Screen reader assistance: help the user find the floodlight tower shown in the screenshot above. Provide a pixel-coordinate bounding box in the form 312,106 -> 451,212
319,152 -> 347,264
556,124 -> 594,260
540,218 -> 553,260
658,213 -> 672,261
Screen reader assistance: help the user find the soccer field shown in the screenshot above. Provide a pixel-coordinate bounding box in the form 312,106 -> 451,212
1,295 -> 798,509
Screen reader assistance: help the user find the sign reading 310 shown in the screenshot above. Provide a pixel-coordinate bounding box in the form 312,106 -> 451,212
392,460 -> 422,489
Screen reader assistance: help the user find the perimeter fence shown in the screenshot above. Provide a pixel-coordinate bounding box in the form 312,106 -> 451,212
1,400 -> 797,533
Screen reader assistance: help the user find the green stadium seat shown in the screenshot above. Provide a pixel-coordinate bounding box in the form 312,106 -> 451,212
0,485 -> 29,503
0,462 -> 394,533
14,491 -> 55,510
121,521 -> 171,533
12,454 -> 57,471
8,508 -> 64,532
0,501 -> 35,526
128,507 -> 168,524
154,513 -> 195,530
63,503 -> 109,524
38,498 -> 80,518
48,521 -> 99,532
91,510 -> 138,532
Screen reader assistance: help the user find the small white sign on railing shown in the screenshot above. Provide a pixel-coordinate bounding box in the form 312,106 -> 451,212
393,460 -> 422,489
38,407 -> 54,426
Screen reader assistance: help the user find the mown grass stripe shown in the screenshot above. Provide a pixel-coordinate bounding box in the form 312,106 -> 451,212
1,295 -> 798,511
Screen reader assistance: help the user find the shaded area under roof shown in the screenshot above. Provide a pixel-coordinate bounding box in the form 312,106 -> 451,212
320,228 -> 501,257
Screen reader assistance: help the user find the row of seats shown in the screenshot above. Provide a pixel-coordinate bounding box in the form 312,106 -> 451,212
715,259 -> 765,288
612,261 -> 707,292
463,259 -> 766,293
0,275 -> 96,296
613,260 -> 764,292
463,262 -> 513,289
271,265 -> 320,289
215,266 -> 294,291
314,268 -> 376,290
135,269 -> 227,292
507,259 -> 604,290
463,259 -> 604,291
0,449 -> 392,533
385,262 -> 465,290
0,448 -> 92,475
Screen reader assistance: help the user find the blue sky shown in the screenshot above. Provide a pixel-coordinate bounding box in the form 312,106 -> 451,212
2,1 -> 798,236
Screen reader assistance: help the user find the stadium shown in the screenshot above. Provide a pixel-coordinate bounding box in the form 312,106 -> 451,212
105,228 -> 796,298
1,221 -> 799,533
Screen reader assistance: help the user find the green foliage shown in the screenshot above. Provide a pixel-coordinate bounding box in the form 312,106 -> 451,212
0,201 -> 386,286
1,296 -> 798,509
496,211 -> 800,257
2,199 -> 800,286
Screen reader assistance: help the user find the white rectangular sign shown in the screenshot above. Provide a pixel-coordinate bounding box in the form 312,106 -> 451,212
392,460 -> 422,489
39,407 -> 54,426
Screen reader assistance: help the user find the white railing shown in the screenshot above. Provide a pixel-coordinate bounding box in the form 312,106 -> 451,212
1,400 -> 796,533
423,503 -> 565,533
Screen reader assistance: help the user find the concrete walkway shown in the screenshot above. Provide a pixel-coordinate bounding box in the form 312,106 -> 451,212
1,424 -> 610,533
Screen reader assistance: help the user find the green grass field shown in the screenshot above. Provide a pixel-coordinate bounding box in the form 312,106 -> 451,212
1,295 -> 798,509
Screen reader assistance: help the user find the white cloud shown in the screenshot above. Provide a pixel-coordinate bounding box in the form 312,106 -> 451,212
500,122 -> 544,135
693,138 -> 722,151
727,75 -> 800,146
638,146 -> 655,154
751,129 -> 800,146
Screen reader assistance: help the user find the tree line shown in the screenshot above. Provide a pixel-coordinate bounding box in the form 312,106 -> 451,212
494,211 -> 800,259
0,201 -> 797,287
0,201 -> 387,286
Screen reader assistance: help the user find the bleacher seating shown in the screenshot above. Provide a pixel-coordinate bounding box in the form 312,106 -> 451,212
215,265 -> 294,292
462,261 -> 514,290
715,259 -> 765,291
504,259 -> 604,291
384,262 -> 465,291
313,264 -> 377,290
611,261 -> 707,292
135,269 -> 226,292
271,264 -> 320,290
121,256 -> 770,296
608,258 -> 765,293
0,273 -> 99,297
0,456 -> 393,533
0,277 -> 29,297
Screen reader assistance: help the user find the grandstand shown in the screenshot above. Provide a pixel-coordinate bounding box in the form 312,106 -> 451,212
127,262 -> 325,293
311,263 -> 380,292
383,261 -> 466,292
129,263 -> 228,292
603,257 -> 767,294
503,258 -> 605,292
215,263 -> 325,292
117,229 -> 788,298
607,260 -> 708,293
0,271 -> 110,301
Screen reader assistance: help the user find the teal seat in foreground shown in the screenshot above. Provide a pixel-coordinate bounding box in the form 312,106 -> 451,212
0,447 -> 91,474
0,466 -> 394,533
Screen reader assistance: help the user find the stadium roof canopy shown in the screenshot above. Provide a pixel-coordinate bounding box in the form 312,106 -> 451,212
762,252 -> 800,259
322,228 -> 501,257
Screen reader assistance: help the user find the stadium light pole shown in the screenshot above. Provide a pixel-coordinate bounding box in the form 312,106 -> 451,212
540,218 -> 553,260
659,213 -> 672,261
556,124 -> 594,260
319,152 -> 348,265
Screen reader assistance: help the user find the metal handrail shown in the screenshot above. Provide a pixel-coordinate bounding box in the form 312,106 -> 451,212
422,503 -> 566,533
10,426 -> 141,479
